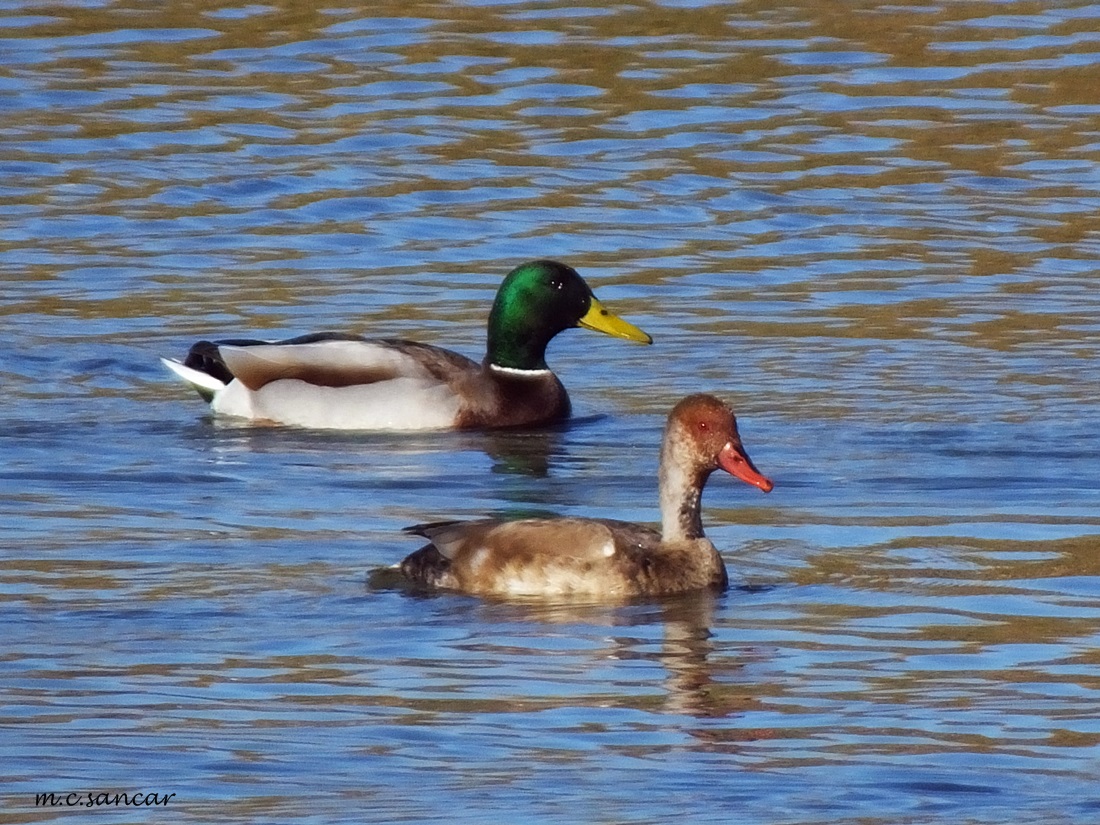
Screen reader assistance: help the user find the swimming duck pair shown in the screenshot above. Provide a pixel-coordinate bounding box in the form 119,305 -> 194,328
163,259 -> 773,599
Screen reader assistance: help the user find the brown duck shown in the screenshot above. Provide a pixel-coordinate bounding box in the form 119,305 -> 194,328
400,394 -> 773,598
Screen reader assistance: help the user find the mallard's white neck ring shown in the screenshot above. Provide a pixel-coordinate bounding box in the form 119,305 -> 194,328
488,363 -> 553,377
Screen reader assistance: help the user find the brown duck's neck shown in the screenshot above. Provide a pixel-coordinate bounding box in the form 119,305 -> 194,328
659,447 -> 709,544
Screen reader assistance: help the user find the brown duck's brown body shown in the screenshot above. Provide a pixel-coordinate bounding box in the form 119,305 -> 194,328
401,518 -> 729,598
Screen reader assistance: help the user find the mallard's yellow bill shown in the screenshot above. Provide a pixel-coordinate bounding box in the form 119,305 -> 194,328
578,297 -> 653,344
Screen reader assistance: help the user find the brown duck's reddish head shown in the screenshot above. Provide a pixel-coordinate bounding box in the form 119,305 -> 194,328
669,394 -> 774,493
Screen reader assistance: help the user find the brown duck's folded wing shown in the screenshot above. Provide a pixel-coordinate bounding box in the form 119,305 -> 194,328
405,518 -> 631,563
220,338 -> 477,392
588,518 -> 663,551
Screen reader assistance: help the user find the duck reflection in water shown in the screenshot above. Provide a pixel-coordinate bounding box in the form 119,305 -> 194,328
521,593 -> 770,720
180,413 -> 570,480
375,589 -> 771,720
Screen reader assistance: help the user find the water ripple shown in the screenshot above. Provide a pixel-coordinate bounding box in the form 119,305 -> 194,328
3,0 -> 1100,822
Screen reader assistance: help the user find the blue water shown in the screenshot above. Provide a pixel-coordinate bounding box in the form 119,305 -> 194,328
4,0 -> 1100,822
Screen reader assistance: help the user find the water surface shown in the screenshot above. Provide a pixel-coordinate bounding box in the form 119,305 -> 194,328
3,0 -> 1100,822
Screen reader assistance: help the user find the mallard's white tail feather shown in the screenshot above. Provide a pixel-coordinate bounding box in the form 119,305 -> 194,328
161,357 -> 227,401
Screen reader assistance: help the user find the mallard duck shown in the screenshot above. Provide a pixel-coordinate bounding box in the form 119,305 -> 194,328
399,394 -> 773,598
161,260 -> 651,430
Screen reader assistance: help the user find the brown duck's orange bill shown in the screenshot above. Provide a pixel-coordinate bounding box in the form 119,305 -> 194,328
718,442 -> 774,493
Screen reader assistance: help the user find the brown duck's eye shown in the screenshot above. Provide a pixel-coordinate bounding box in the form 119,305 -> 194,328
697,420 -> 709,432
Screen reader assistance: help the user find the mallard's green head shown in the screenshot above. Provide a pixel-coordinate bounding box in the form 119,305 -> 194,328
485,260 -> 652,371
